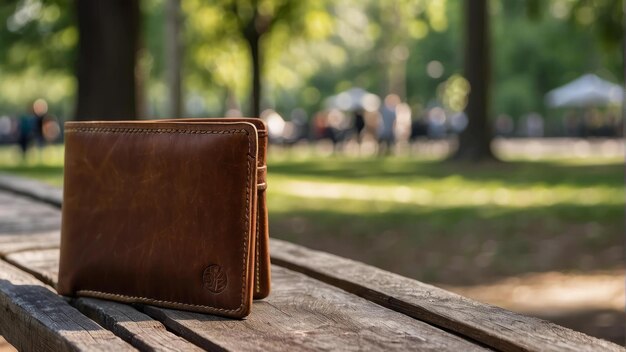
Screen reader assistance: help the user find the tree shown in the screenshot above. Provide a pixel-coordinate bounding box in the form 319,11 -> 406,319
75,0 -> 140,120
451,0 -> 495,161
165,0 -> 183,117
0,0 -> 76,115
226,1 -> 302,117
372,0 -> 449,100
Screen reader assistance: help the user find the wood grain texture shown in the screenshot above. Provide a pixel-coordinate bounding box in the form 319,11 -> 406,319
6,250 -> 206,352
0,173 -> 62,207
0,191 -> 60,234
270,239 -> 624,352
5,248 -> 59,288
142,266 -> 487,352
0,230 -> 60,256
74,298 -> 203,352
10,246 -> 486,351
0,260 -> 135,352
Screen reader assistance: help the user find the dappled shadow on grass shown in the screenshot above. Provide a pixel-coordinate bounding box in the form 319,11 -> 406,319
269,203 -> 622,286
0,164 -> 63,174
269,158 -> 623,188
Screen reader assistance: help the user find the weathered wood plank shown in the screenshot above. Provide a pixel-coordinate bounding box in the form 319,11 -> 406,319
74,298 -> 203,352
0,260 -> 135,352
11,246 -> 486,351
0,230 -> 60,256
0,191 -> 60,234
270,239 -> 623,352
0,173 -> 62,207
6,248 -> 202,351
5,248 -> 59,288
143,265 -> 487,352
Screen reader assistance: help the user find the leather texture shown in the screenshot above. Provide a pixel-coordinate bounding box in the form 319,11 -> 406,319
57,118 -> 270,318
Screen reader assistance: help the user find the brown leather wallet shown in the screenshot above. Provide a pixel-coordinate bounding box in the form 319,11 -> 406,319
57,118 -> 270,318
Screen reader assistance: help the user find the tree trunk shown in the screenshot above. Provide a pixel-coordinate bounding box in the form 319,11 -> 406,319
245,33 -> 262,118
388,45 -> 408,100
165,0 -> 183,117
450,0 -> 496,161
75,0 -> 140,121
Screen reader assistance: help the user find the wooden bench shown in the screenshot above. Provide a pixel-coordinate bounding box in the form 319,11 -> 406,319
0,174 -> 621,351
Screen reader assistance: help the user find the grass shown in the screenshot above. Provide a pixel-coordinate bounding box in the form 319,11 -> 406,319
1,145 -> 622,285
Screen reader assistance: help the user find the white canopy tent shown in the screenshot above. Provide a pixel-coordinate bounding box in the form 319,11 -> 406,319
324,88 -> 381,112
545,74 -> 623,108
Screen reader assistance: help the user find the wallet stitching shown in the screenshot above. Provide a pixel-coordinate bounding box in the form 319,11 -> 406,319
65,127 -> 248,135
255,208 -> 260,293
66,126 -> 254,314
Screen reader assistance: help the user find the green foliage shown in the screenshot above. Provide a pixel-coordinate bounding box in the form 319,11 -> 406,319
0,0 -> 76,115
492,0 -> 623,121
0,0 -> 622,122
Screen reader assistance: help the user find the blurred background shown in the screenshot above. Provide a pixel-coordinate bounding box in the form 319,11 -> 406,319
0,0 -> 623,347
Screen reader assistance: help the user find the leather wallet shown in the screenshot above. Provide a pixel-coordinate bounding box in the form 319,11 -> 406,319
57,118 -> 270,318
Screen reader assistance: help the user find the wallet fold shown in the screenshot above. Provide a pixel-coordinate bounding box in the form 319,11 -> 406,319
58,118 -> 270,318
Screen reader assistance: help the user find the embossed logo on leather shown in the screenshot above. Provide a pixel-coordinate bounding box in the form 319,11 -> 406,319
202,265 -> 227,293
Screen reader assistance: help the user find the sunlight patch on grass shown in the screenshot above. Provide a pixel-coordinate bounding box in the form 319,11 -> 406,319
268,177 -> 620,209
0,145 -> 64,167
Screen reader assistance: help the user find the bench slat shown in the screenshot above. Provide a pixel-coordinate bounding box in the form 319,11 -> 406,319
0,230 -> 60,256
74,298 -> 203,352
142,265 -> 488,352
270,239 -> 623,352
10,247 -> 486,351
0,260 -> 135,352
0,191 -> 60,234
4,248 -> 206,352
0,173 -> 63,208
6,247 -> 59,287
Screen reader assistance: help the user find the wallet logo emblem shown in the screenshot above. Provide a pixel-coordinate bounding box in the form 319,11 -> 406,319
202,265 -> 227,293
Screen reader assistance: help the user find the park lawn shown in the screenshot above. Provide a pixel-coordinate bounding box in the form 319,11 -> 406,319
1,145 -> 622,285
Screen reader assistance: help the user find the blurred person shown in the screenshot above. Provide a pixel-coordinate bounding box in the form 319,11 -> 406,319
409,105 -> 428,142
32,98 -> 48,147
312,110 -> 340,152
394,102 -> 412,148
17,109 -> 35,160
327,109 -> 347,152
42,115 -> 61,143
378,94 -> 400,155
353,109 -> 366,145
410,116 -> 428,141
30,98 -> 62,158
312,111 -> 328,140
427,107 -> 447,139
